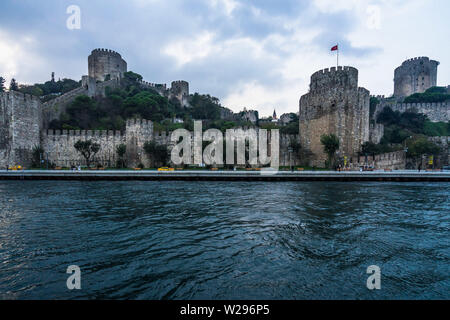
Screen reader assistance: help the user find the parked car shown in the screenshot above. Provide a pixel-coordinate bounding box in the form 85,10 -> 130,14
158,167 -> 174,171
442,166 -> 450,172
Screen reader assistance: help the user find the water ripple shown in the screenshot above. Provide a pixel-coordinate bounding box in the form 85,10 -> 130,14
0,181 -> 449,299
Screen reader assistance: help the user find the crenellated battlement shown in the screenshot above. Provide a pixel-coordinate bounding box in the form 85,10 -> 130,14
90,48 -> 123,58
172,80 -> 188,85
43,129 -> 123,137
395,101 -> 448,110
138,80 -> 167,90
375,100 -> 450,123
311,66 -> 358,79
399,56 -> 439,67
0,90 -> 41,103
154,131 -> 170,138
126,118 -> 153,128
309,66 -> 359,94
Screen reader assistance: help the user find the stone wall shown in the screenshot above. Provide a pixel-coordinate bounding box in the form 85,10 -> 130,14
429,136 -> 450,166
41,129 -> 126,167
356,151 -> 406,170
279,134 -> 302,166
369,122 -> 384,144
394,57 -> 439,97
39,118 -> 302,168
299,66 -> 370,167
0,91 -> 41,168
374,100 -> 450,123
41,86 -> 88,128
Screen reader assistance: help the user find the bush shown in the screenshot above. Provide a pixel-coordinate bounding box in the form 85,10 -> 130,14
423,121 -> 449,137
404,86 -> 450,103
143,141 -> 169,167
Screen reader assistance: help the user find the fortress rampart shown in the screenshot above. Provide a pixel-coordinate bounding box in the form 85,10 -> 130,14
41,86 -> 88,128
38,118 -> 301,168
374,100 -> 450,123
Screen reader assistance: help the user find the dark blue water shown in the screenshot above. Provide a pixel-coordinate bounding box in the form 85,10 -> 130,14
0,181 -> 448,300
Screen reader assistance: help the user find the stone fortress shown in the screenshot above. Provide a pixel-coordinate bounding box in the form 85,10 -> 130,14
0,49 -> 194,168
0,48 -> 297,168
0,48 -> 449,169
298,57 -> 449,167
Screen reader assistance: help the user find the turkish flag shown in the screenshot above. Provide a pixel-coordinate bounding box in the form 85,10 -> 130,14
331,45 -> 338,51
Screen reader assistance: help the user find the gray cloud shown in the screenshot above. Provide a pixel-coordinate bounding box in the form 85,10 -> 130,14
1,0 -> 447,115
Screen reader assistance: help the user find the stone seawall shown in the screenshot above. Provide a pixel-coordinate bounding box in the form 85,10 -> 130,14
42,129 -> 126,167
357,151 -> 406,170
1,170 -> 449,182
39,119 -> 302,169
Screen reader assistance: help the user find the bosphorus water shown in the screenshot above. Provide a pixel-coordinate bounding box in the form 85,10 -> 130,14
0,181 -> 448,299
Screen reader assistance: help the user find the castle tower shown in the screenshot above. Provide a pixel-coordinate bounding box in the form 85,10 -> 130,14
125,118 -> 154,168
394,57 -> 439,97
169,80 -> 190,107
88,49 -> 127,82
299,66 -> 370,167
0,91 -> 42,168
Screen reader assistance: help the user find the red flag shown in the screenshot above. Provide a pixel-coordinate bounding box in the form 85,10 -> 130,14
331,45 -> 338,51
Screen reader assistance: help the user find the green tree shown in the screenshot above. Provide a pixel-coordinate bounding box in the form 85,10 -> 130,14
407,137 -> 441,159
9,78 -> 18,91
74,139 -> 101,168
280,121 -> 299,134
320,134 -> 340,168
123,71 -> 143,83
289,139 -> 301,154
189,93 -> 222,120
19,85 -> 44,97
143,141 -> 169,167
404,87 -> 450,103
377,106 -> 401,126
116,144 -> 127,168
65,95 -> 98,129
31,145 -> 44,168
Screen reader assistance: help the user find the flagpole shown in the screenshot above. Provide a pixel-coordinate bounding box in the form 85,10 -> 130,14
337,43 -> 339,68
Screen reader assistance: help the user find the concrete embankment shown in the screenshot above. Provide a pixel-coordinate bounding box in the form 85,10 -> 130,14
0,170 -> 449,182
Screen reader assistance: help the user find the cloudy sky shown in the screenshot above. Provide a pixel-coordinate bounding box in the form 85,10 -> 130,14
0,0 -> 449,116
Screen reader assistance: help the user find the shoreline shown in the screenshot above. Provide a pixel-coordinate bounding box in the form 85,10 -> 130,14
1,170 -> 449,182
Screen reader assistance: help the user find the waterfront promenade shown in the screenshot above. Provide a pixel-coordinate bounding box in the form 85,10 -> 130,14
0,170 -> 449,181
